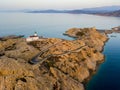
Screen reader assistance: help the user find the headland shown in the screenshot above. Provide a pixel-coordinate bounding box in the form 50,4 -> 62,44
0,27 -> 115,90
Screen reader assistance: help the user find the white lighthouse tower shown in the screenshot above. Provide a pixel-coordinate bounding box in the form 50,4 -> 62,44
26,32 -> 39,42
34,32 -> 38,36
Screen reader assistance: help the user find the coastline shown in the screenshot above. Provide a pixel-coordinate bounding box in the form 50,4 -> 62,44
63,27 -> 109,89
64,27 -> 120,89
0,27 -> 117,90
84,38 -> 109,89
86,33 -> 120,90
85,30 -> 120,89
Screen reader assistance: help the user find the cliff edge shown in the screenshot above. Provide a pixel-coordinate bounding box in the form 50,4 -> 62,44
0,27 -> 107,90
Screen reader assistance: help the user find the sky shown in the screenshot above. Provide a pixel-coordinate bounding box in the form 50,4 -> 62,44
0,0 -> 120,10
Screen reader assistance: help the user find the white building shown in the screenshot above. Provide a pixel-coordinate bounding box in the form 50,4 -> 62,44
26,32 -> 39,42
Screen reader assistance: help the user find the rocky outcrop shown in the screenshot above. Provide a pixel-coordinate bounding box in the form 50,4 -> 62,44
97,26 -> 120,34
0,27 -> 107,90
65,27 -> 107,51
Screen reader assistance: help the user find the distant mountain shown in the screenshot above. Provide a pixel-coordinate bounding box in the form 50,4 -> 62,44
67,6 -> 120,17
66,10 -> 96,14
26,5 -> 120,14
82,5 -> 120,13
96,10 -> 120,17
26,10 -> 68,13
67,5 -> 120,14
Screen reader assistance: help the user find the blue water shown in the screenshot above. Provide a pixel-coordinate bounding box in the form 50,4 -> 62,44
0,12 -> 120,89
0,12 -> 120,40
86,33 -> 120,90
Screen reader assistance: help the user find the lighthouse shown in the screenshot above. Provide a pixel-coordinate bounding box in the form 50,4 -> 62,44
34,32 -> 38,36
26,32 -> 39,42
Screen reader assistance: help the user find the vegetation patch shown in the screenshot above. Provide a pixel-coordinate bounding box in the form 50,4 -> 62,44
76,31 -> 85,36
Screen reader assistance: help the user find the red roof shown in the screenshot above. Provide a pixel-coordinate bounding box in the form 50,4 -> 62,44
29,35 -> 38,37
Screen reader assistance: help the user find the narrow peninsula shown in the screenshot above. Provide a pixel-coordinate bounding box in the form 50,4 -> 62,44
0,27 -> 108,90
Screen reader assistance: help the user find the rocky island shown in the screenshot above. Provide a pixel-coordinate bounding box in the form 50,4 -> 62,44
0,27 -> 108,90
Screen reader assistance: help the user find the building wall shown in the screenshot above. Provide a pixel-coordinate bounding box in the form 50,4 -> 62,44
26,37 -> 39,42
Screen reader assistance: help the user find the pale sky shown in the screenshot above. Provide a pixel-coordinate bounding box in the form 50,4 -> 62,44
0,0 -> 120,10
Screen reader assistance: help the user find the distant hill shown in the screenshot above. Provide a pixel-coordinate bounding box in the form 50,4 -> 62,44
67,6 -> 120,17
82,5 -> 120,13
26,10 -> 67,13
26,5 -> 120,17
67,5 -> 120,14
26,5 -> 120,14
96,10 -> 120,17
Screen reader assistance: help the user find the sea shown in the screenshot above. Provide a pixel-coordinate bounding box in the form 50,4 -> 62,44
0,12 -> 120,90
86,33 -> 120,90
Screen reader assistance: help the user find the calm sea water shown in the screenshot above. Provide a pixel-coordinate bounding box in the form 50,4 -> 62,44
0,12 -> 120,39
86,33 -> 120,90
0,12 -> 120,90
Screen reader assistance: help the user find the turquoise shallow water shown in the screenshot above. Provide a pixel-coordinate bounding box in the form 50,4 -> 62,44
0,12 -> 120,89
86,33 -> 120,90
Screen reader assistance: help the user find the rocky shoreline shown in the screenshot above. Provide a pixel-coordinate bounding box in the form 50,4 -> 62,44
97,26 -> 120,34
0,27 -> 108,90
